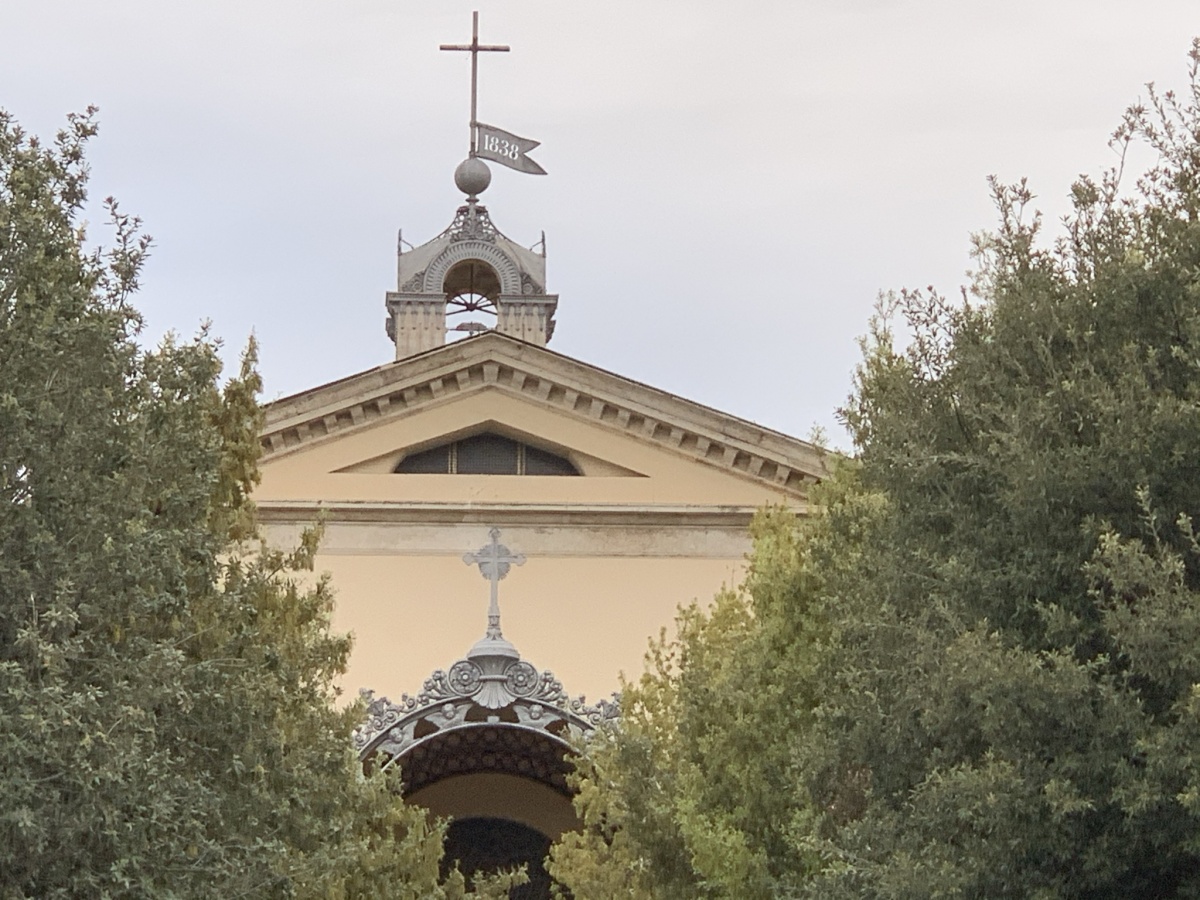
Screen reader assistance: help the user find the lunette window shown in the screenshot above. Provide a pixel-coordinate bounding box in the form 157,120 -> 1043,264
394,433 -> 579,475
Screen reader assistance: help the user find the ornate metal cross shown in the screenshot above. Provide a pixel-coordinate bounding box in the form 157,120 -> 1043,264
440,11 -> 510,157
463,527 -> 525,640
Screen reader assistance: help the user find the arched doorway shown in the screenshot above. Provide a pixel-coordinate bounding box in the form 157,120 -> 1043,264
354,611 -> 618,898
443,817 -> 552,899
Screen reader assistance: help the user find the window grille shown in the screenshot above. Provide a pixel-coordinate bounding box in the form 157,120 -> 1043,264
394,433 -> 578,475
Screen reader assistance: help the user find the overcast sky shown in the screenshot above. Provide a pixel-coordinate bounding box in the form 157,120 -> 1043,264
3,1 -> 1197,447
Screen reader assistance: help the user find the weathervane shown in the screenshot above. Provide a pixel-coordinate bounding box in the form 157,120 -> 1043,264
441,11 -> 546,180
463,527 -> 526,641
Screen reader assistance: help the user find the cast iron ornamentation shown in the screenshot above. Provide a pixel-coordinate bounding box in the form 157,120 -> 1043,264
441,204 -> 500,243
353,668 -> 620,763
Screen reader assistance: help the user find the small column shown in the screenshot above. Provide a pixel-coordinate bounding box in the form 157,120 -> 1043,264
496,295 -> 558,346
386,293 -> 447,359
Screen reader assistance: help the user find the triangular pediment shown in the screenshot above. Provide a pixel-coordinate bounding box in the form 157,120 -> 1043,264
259,332 -> 829,500
332,420 -> 645,478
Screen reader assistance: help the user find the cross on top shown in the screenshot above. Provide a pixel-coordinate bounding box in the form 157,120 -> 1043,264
440,11 -> 510,156
463,527 -> 525,640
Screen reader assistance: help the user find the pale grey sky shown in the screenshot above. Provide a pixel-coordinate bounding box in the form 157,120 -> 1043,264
3,1 -> 1196,446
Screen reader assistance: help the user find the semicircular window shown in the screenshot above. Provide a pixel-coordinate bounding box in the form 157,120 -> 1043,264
395,433 -> 578,475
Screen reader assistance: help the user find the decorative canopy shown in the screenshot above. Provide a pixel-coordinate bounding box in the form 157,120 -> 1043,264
352,528 -> 619,793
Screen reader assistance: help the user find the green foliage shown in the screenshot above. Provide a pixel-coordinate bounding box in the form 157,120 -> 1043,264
555,41 -> 1200,900
549,507 -> 834,898
804,44 -> 1200,898
0,108 -> 473,898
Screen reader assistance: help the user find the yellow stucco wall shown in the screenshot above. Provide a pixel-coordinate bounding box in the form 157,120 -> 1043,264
258,388 -> 803,705
312,551 -> 744,704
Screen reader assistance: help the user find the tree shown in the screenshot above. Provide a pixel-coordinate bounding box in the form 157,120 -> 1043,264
549,507 -> 836,898
553,41 -> 1200,899
0,108 -> 516,898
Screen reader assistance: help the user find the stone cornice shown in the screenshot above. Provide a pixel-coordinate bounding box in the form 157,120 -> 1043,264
260,333 -> 830,497
255,499 -> 776,528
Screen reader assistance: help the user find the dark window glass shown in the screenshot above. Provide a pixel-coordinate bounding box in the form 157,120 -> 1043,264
457,434 -> 519,474
394,445 -> 451,473
393,433 -> 579,476
524,445 -> 579,476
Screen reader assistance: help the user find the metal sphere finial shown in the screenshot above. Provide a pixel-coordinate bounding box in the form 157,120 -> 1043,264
455,157 -> 492,197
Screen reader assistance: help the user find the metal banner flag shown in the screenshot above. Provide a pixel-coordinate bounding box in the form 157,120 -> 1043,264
475,122 -> 547,175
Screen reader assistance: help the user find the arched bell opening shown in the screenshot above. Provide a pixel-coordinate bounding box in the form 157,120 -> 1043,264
444,259 -> 500,339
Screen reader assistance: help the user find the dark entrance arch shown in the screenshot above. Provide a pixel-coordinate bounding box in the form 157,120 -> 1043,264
353,535 -> 619,899
443,817 -> 553,899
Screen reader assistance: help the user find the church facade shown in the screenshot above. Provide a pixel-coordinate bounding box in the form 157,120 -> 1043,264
254,188 -> 827,704
252,20 -> 825,888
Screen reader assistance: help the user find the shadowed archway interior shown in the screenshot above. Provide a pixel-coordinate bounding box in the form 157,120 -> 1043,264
442,817 -> 553,900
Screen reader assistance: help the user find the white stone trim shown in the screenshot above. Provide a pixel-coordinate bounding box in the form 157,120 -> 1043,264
258,501 -> 767,558
260,337 -> 830,496
422,240 -> 523,295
